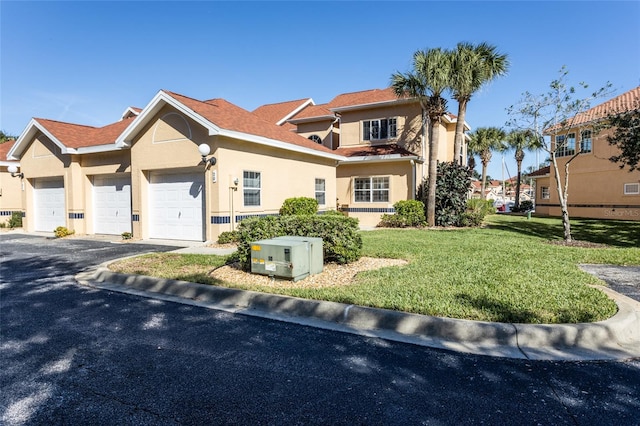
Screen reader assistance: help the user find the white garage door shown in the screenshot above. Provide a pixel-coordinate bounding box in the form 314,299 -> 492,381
94,175 -> 132,235
34,178 -> 66,232
149,171 -> 205,241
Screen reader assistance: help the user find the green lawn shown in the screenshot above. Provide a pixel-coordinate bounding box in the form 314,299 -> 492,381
109,215 -> 640,324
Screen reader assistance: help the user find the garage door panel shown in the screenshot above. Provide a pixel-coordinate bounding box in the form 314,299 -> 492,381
34,178 -> 65,232
94,175 -> 132,235
149,172 -> 204,241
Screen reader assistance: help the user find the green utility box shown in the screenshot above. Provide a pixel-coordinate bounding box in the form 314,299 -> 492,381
250,236 -> 323,281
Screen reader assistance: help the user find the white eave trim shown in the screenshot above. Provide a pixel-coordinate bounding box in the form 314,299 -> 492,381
338,154 -> 419,164
276,98 -> 314,126
75,144 -> 125,154
0,160 -> 19,167
115,90 -> 220,148
330,97 -> 416,113
8,118 -> 71,160
218,128 -> 345,161
288,114 -> 336,124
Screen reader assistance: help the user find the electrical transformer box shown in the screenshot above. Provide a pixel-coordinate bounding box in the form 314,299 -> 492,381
250,236 -> 323,281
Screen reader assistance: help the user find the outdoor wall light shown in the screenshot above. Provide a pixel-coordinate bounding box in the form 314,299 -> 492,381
198,144 -> 217,166
7,165 -> 23,179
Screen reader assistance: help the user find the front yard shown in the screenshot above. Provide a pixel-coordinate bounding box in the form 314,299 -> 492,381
109,215 -> 640,324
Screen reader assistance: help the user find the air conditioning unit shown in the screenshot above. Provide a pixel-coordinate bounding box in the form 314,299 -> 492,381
250,236 -> 323,281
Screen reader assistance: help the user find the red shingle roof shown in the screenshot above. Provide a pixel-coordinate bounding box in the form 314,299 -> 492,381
164,91 -> 335,154
34,117 -> 135,149
289,104 -> 335,121
335,143 -> 417,158
527,166 -> 550,177
0,139 -> 16,160
327,88 -> 408,109
547,86 -> 640,131
252,98 -> 311,124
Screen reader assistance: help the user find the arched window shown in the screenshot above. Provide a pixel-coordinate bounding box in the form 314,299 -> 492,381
308,135 -> 322,144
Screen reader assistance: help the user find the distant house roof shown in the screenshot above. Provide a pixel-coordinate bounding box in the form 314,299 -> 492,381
327,87 -> 412,111
545,86 -> 640,132
287,104 -> 335,123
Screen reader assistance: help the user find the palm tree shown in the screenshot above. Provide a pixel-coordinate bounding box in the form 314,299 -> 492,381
450,42 -> 509,164
467,127 -> 506,200
505,129 -> 542,209
391,48 -> 452,226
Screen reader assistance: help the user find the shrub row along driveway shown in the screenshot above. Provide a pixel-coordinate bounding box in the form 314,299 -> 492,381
1,233 -> 639,425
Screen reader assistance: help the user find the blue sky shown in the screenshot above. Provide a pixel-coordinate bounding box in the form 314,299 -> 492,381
1,1 -> 638,179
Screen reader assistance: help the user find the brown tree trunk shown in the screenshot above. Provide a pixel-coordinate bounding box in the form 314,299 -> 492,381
427,117 -> 440,226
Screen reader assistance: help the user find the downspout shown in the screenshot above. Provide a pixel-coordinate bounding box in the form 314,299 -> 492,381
421,107 -> 427,180
410,159 -> 416,200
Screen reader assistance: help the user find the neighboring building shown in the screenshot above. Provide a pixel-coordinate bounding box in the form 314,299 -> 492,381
5,87 -> 468,239
530,87 -> 640,221
0,140 -> 22,225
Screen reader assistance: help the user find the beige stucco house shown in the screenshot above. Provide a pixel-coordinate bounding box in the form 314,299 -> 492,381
2,87 -> 468,238
530,86 -> 640,221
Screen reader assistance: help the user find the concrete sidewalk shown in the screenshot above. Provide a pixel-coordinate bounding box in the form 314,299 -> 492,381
76,248 -> 640,362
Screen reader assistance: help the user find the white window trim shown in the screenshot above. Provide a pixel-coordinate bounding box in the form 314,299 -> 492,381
624,183 -> 640,195
362,117 -> 397,141
541,186 -> 550,199
243,170 -> 261,207
353,176 -> 390,203
315,178 -> 326,206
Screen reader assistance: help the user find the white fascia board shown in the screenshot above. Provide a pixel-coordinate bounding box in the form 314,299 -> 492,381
288,114 -> 336,124
115,91 -> 220,148
120,106 -> 140,120
75,144 -> 124,154
276,98 -> 315,126
338,154 -> 419,164
330,98 -> 415,113
217,128 -> 345,161
0,160 -> 20,167
7,118 -> 71,160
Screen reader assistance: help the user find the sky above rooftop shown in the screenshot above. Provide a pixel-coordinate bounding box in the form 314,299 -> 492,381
1,1 -> 638,179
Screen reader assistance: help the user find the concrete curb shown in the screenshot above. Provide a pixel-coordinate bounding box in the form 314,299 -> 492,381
76,265 -> 640,361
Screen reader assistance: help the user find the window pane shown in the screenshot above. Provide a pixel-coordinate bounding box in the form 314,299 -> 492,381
372,190 -> 389,202
363,121 -> 371,141
581,130 -> 592,153
389,118 -> 397,138
354,178 -> 370,190
372,177 -> 389,189
380,119 -> 388,139
371,120 -> 380,139
315,178 -> 325,191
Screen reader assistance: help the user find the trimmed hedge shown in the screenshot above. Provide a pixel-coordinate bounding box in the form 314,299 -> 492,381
279,197 -> 318,216
234,215 -> 362,270
378,200 -> 426,228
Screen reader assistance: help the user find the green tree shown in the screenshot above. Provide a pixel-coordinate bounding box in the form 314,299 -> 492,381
392,48 -> 452,226
0,130 -> 17,143
467,127 -> 506,200
507,67 -> 611,242
505,129 -> 542,208
606,98 -> 640,172
450,42 -> 509,164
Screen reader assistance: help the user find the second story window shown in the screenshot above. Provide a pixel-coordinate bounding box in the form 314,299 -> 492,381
308,135 -> 322,144
557,133 -> 576,157
363,118 -> 397,141
580,130 -> 592,153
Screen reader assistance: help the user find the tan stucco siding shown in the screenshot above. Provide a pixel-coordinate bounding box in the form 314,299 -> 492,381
338,103 -> 422,153
535,129 -> 640,220
336,161 -> 414,228
0,169 -> 23,224
295,120 -> 334,149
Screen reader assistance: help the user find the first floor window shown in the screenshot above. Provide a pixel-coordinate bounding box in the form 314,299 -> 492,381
243,171 -> 261,206
541,186 -> 550,199
580,130 -> 592,153
315,178 -> 326,205
363,118 -> 397,141
624,183 -> 640,195
354,177 -> 389,202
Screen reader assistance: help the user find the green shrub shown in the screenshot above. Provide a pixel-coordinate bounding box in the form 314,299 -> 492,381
378,200 -> 426,228
321,210 -> 346,217
461,199 -> 495,227
54,226 -> 74,238
279,197 -> 318,216
517,200 -> 534,212
417,162 -> 472,227
0,222 -> 5,228
217,230 -> 240,244
234,215 -> 362,270
121,232 -> 133,240
8,211 -> 22,229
